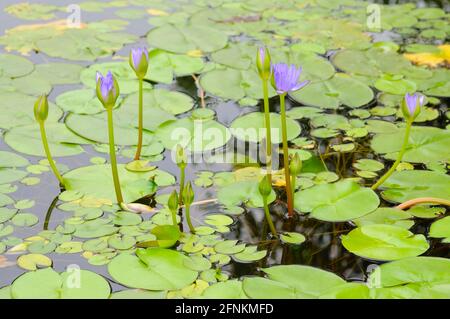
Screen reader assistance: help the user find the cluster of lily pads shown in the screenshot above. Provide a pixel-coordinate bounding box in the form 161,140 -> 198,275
0,0 -> 449,299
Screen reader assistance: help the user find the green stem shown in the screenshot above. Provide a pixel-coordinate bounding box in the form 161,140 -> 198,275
185,205 -> 195,233
39,122 -> 64,187
372,121 -> 412,190
291,174 -> 296,201
262,79 -> 272,181
179,166 -> 185,206
107,107 -> 124,204
134,78 -> 143,160
171,209 -> 177,226
263,197 -> 277,237
279,94 -> 294,217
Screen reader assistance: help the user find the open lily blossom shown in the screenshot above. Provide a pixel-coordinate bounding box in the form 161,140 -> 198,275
271,63 -> 309,94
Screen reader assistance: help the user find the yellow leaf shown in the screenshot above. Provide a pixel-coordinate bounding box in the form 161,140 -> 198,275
187,49 -> 203,57
404,44 -> 450,67
147,9 -> 169,16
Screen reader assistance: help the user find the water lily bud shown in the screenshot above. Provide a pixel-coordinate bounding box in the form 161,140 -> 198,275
182,182 -> 194,206
256,46 -> 271,80
175,144 -> 187,169
129,47 -> 149,79
289,153 -> 302,176
258,175 -> 272,198
271,63 -> 309,94
401,92 -> 423,121
96,71 -> 120,108
34,94 -> 49,123
168,190 -> 178,213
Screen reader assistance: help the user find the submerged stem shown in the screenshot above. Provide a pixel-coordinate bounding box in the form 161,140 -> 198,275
262,79 -> 272,181
107,107 -> 124,204
279,94 -> 294,217
134,78 -> 144,160
372,121 -> 412,190
38,122 -> 65,187
263,197 -> 277,237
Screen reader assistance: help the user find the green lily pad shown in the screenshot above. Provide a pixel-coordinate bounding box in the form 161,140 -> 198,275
289,73 -> 374,109
368,257 -> 450,298
108,248 -> 198,290
5,123 -> 88,157
64,164 -> 175,203
381,170 -> 450,203
352,208 -> 414,229
147,49 -> 204,83
155,117 -> 231,152
0,54 -> 34,77
0,151 -> 29,168
342,224 -> 429,261
371,127 -> 450,164
244,265 -> 346,299
35,63 -> 83,85
429,216 -> 450,241
11,268 -> 111,299
202,280 -> 247,299
294,180 -> 379,222
146,24 -> 227,54
230,112 -> 301,144
0,92 -> 62,130
0,208 -> 18,223
200,67 -> 276,101
217,180 -> 276,208
17,254 -> 52,271
74,219 -> 118,239
280,232 -> 306,245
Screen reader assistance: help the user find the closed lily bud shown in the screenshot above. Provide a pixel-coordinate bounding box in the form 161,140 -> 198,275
402,92 -> 423,121
183,182 -> 194,206
96,71 -> 120,108
34,94 -> 49,123
256,46 -> 271,80
176,144 -> 187,169
168,190 -> 178,213
258,175 -> 272,198
289,153 -> 302,176
129,47 -> 149,79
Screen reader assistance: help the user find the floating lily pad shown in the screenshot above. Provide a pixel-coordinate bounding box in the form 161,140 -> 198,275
5,123 -> 88,157
429,216 -> 450,241
64,164 -> 175,203
200,67 -> 276,101
294,180 -> 379,222
289,73 -> 374,109
371,127 -> 450,164
217,180 -> 276,208
146,24 -> 228,54
230,112 -> 301,144
147,49 -> 205,83
243,265 -> 346,299
381,170 -> 450,203
17,254 -> 52,271
368,257 -> 450,298
108,248 -> 198,290
11,268 -> 111,299
0,92 -> 62,130
155,117 -> 231,152
342,224 -> 429,261
352,208 -> 414,229
202,280 -> 247,299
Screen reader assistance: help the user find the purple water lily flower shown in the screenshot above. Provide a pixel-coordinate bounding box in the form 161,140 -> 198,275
404,92 -> 424,116
96,71 -> 115,101
271,63 -> 309,94
131,47 -> 149,70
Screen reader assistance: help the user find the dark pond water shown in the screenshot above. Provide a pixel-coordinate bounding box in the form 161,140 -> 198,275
0,0 -> 448,293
